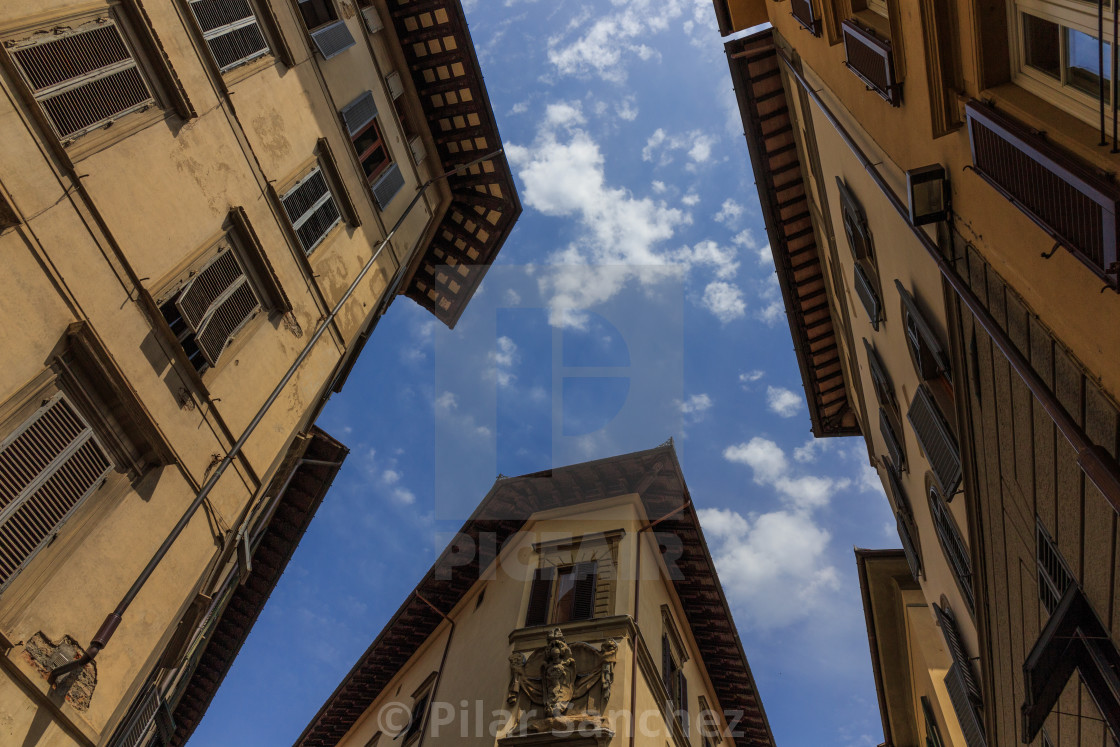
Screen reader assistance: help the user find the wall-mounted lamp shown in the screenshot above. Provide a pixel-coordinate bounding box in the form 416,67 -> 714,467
906,164 -> 949,225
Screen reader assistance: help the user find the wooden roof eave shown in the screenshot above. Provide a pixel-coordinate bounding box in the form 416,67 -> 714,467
726,30 -> 860,438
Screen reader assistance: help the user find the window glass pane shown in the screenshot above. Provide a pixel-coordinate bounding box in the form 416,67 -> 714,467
1022,14 -> 1060,80
1067,26 -> 1111,100
551,566 -> 576,623
298,0 -> 335,29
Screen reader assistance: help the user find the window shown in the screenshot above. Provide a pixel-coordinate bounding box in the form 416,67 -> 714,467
187,0 -> 271,73
880,408 -> 906,472
341,91 -> 406,209
281,165 -> 342,254
790,0 -> 821,36
524,561 -> 597,626
296,0 -> 354,58
7,12 -> 157,143
400,688 -> 432,744
157,241 -> 263,373
884,463 -> 922,581
661,623 -> 689,734
837,178 -> 874,264
864,340 -> 896,413
1012,1 -> 1115,128
933,600 -> 986,747
895,282 -> 950,384
842,18 -> 901,105
921,695 -> 945,747
1036,520 -> 1073,616
0,393 -> 113,593
928,483 -> 973,611
909,386 -> 962,497
1023,581 -> 1120,743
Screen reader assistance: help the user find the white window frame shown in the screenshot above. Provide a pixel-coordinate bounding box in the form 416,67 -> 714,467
1010,0 -> 1116,129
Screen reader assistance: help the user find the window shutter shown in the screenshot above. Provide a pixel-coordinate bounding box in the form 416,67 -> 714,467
853,262 -> 881,330
837,177 -> 873,262
10,18 -> 155,140
524,566 -> 553,626
409,135 -> 427,165
309,19 -> 355,59
790,0 -> 820,36
930,491 -> 973,609
361,5 -> 383,34
921,696 -> 945,747
111,684 -> 176,747
570,561 -> 597,621
967,100 -> 1120,282
341,91 -> 378,136
936,602 -> 986,747
188,0 -> 270,72
896,513 -> 922,581
908,386 -> 961,496
401,691 -> 429,742
678,670 -> 689,733
841,19 -> 901,106
386,71 -> 404,100
372,163 -> 405,210
662,634 -> 673,697
879,408 -> 905,472
282,167 -> 341,253
0,393 -> 112,591
895,281 -> 950,381
863,339 -> 894,411
175,249 -> 261,366
1035,521 -> 1072,616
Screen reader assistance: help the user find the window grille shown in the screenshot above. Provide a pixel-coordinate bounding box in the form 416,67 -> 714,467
281,166 -> 341,253
372,163 -> 405,209
0,393 -> 112,591
188,0 -> 270,72
930,488 -> 973,610
110,685 -> 175,747
853,262 -> 881,330
908,386 -> 961,497
161,246 -> 262,370
9,16 -> 155,141
1035,521 -> 1072,616
841,19 -> 901,106
309,19 -> 355,59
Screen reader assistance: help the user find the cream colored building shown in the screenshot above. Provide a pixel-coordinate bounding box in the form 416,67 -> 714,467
294,444 -> 776,747
717,0 -> 1120,744
0,0 -> 519,744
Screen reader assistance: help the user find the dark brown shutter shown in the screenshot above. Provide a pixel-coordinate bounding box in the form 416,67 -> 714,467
837,177 -> 873,262
662,634 -> 673,696
402,690 -> 429,741
863,339 -> 895,411
570,561 -> 597,621
524,566 -> 553,627
853,262 -> 881,330
841,19 -> 901,106
678,670 -> 689,733
966,100 -> 1120,283
879,408 -> 905,472
895,281 -> 950,381
789,0 -> 820,36
934,600 -> 985,747
929,489 -> 973,609
908,386 -> 961,497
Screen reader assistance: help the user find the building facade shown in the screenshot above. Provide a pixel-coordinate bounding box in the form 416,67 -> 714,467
716,1 -> 1120,745
0,0 -> 518,744
294,444 -> 776,747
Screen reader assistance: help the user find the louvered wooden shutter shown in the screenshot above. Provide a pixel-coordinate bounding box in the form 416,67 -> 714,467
361,5 -> 383,33
189,0 -> 271,73
386,71 -> 404,100
908,386 -> 961,496
935,603 -> 986,747
863,339 -> 894,411
175,249 -> 261,366
570,561 -> 597,621
895,281 -> 950,381
309,19 -> 355,59
373,163 -> 405,209
853,262 -> 880,330
342,91 -> 378,136
879,408 -> 905,472
677,670 -> 689,733
789,0 -> 820,36
11,18 -> 155,140
929,491 -> 973,610
525,566 -> 553,626
837,178 -> 873,262
0,393 -> 112,591
896,513 -> 921,581
282,167 -> 341,253
841,19 -> 900,106
662,634 -> 673,696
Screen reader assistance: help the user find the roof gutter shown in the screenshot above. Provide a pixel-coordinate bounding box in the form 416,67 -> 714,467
773,47 -> 1120,512
49,149 -> 504,686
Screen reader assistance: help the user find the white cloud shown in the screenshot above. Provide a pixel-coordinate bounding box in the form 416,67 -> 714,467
433,391 -> 492,438
702,281 -> 746,322
509,101 -> 529,115
714,198 -> 744,225
681,193 -> 700,207
676,240 -> 738,280
486,336 -> 520,387
546,0 -> 686,83
859,463 -> 885,495
651,180 -> 667,194
699,506 -> 840,629
739,370 -> 764,386
723,436 -> 850,509
358,450 -> 417,506
617,97 -> 639,121
724,437 -> 788,484
756,275 -> 785,325
766,386 -> 803,418
677,393 -> 713,423
642,128 -> 717,167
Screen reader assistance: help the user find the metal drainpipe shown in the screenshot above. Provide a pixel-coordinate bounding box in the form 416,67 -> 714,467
413,593 -> 455,747
629,500 -> 691,747
49,149 -> 503,685
773,48 -> 1120,512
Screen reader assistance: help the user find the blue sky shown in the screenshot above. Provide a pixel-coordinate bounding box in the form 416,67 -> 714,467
189,3 -> 897,744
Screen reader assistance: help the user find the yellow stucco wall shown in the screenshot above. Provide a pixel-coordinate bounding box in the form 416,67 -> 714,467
0,0 -> 448,743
